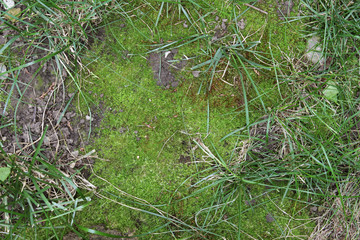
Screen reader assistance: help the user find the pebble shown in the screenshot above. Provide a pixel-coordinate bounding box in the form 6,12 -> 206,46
71,150 -> 79,158
305,36 -> 325,66
85,115 -> 93,121
43,136 -> 50,146
192,71 -> 200,77
310,206 -> 318,212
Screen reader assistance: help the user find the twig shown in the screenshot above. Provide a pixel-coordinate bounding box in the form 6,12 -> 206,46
244,3 -> 268,15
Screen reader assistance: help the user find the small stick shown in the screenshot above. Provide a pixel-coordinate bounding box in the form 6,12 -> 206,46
244,3 -> 268,15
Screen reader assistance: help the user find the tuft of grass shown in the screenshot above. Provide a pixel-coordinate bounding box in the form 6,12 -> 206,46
0,1 -> 119,239
0,133 -> 91,239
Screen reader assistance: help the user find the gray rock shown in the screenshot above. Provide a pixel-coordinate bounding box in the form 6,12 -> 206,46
310,206 -> 318,212
43,136 -> 50,146
0,63 -> 8,80
305,36 -> 325,66
192,71 -> 200,78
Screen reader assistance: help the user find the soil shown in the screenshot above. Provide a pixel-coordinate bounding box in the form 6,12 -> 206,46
147,48 -> 186,89
179,154 -> 191,164
0,35 -> 102,180
63,225 -> 137,240
277,0 -> 295,20
246,115 -> 283,161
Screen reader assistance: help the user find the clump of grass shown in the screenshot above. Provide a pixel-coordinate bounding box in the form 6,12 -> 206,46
310,178 -> 360,239
0,134 -> 93,239
0,1 -> 119,238
300,0 -> 360,68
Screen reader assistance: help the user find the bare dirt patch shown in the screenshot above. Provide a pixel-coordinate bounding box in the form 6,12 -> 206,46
148,48 -> 186,89
0,44 -> 102,183
277,1 -> 295,20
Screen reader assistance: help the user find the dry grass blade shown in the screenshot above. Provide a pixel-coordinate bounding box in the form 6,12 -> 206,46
310,178 -> 360,240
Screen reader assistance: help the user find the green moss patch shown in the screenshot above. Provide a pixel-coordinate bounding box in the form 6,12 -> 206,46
75,0 -> 315,238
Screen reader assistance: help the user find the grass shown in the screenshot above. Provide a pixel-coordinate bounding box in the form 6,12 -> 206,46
0,134 -> 91,239
0,0 -> 359,239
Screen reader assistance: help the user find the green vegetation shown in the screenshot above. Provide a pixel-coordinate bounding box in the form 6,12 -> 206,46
0,0 -> 359,239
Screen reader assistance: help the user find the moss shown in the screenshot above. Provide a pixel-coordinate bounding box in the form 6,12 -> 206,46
75,0 -> 315,238
239,184 -> 315,239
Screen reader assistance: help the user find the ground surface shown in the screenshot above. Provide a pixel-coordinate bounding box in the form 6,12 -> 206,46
3,0 -> 357,239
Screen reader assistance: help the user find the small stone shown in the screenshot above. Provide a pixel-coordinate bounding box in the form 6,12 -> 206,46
2,137 -> 6,141
192,71 -> 200,78
85,115 -> 93,121
237,18 -> 246,30
71,150 -> 79,158
310,206 -> 318,212
183,22 -> 188,28
65,112 -> 73,119
266,213 -> 275,223
0,63 -> 8,80
305,36 -> 325,66
43,136 -> 50,146
70,162 -> 76,169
